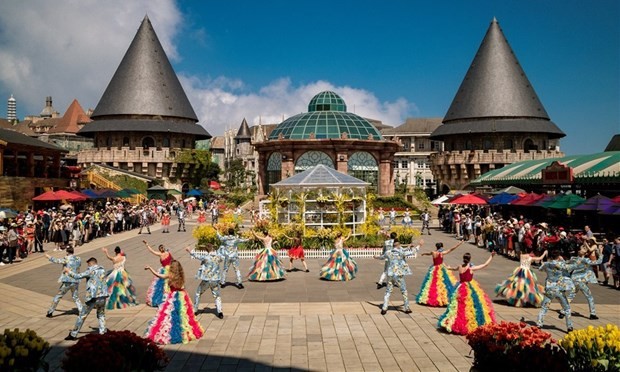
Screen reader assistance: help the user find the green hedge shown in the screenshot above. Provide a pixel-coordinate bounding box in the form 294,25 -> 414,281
374,196 -> 416,210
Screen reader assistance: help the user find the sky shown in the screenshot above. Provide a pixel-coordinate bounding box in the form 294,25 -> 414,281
0,0 -> 618,155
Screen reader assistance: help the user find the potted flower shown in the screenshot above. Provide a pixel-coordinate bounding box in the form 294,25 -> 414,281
192,225 -> 220,249
0,328 -> 50,371
560,324 -> 620,371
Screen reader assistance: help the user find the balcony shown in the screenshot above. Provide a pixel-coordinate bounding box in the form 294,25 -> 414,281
431,149 -> 563,166
77,147 -> 178,164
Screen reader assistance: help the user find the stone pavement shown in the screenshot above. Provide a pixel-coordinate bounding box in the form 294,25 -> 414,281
1,220 -> 618,371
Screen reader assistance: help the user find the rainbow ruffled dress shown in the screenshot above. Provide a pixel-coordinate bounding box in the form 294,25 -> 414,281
495,255 -> 544,307
248,243 -> 286,281
144,286 -> 204,344
320,246 -> 358,281
416,253 -> 457,307
438,268 -> 496,335
106,257 -> 138,309
146,253 -> 172,307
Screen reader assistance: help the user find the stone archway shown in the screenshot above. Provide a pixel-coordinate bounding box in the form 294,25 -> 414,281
295,151 -> 334,173
347,151 -> 378,189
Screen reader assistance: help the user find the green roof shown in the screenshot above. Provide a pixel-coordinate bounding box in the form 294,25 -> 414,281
269,91 -> 382,140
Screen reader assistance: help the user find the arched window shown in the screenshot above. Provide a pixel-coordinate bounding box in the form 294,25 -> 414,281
294,151 -> 334,173
163,137 -> 170,147
503,138 -> 513,150
106,136 -> 112,147
483,139 -> 494,151
122,137 -> 130,147
524,138 -> 537,153
465,139 -> 473,150
142,137 -> 155,149
266,152 -> 282,191
348,152 -> 378,189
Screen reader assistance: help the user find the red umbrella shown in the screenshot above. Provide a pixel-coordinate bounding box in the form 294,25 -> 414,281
449,194 -> 488,205
510,192 -> 544,206
33,190 -> 83,201
68,191 -> 88,202
209,180 -> 221,190
611,195 -> 620,203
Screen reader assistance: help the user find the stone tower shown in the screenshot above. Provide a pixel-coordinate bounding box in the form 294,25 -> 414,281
7,94 -> 16,122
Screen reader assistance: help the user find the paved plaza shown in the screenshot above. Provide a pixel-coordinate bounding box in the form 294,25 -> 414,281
1,219 -> 618,371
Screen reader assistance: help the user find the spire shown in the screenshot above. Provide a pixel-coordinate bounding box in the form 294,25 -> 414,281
49,99 -> 91,134
235,118 -> 251,139
91,15 -> 198,122
7,94 -> 16,121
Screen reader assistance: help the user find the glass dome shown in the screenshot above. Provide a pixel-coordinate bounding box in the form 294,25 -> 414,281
269,91 -> 383,140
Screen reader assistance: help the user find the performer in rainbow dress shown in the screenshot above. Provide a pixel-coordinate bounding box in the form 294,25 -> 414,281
438,252 -> 497,335
416,241 -> 463,307
320,232 -> 358,281
144,240 -> 173,307
102,246 -> 138,309
144,260 -> 204,344
495,249 -> 547,307
248,231 -> 286,281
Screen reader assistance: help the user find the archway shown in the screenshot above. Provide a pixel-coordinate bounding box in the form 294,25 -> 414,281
266,152 -> 282,190
347,151 -> 378,188
295,151 -> 334,173
142,136 -> 155,149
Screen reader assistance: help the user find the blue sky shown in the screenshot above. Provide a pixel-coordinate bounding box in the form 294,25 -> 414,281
0,0 -> 618,155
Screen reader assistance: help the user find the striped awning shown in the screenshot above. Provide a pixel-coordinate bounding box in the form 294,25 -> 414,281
471,151 -> 620,185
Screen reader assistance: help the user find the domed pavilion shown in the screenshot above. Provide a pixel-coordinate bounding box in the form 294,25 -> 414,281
255,91 -> 399,196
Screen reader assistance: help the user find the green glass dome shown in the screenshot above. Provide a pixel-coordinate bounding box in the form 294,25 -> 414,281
269,91 -> 383,140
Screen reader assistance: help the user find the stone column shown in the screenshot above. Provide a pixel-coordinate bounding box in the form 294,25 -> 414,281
378,156 -> 394,196
336,152 -> 348,174
281,152 -> 294,180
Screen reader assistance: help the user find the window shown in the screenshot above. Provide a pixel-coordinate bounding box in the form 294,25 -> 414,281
483,139 -> 494,150
401,161 -> 408,169
295,151 -> 334,173
122,137 -> 130,147
418,142 -> 425,150
465,139 -> 473,150
348,152 -> 379,189
142,137 -> 155,149
163,137 -> 170,147
266,152 -> 282,190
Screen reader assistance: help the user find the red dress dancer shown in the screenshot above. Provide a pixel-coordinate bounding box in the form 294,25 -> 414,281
286,237 -> 309,272
197,210 -> 206,224
161,213 -> 170,233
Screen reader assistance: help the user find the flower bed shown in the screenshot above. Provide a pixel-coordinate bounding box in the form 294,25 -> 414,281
0,328 -> 50,371
560,324 -> 620,371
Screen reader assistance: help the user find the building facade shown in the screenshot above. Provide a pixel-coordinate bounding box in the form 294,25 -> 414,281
430,18 -> 565,193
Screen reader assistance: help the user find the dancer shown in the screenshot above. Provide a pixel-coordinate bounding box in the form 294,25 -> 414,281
320,232 -> 358,281
374,239 -> 423,314
494,249 -> 547,307
218,228 -> 248,288
565,246 -> 602,319
161,212 -> 170,233
187,245 -> 224,318
102,246 -> 138,309
144,240 -> 173,307
138,207 -> 151,234
377,232 -> 397,288
248,231 -> 286,281
64,257 -> 108,341
285,235 -> 309,272
416,241 -> 463,307
420,209 -> 431,235
438,252 -> 496,335
45,247 -> 83,317
536,249 -> 576,332
177,208 -> 186,232
197,209 -> 207,224
144,260 -> 204,344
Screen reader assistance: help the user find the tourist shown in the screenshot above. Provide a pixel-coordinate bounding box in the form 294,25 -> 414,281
438,252 -> 496,335
102,246 -> 138,310
45,247 -> 83,317
536,249 -> 575,332
320,231 -> 357,281
144,240 -> 173,307
494,248 -> 546,307
218,228 -> 247,288
64,257 -> 108,341
608,237 -> 620,289
186,245 -> 224,319
6,224 -> 18,263
375,239 -> 423,315
248,231 -> 286,281
376,232 -> 397,288
600,238 -> 613,286
417,241 -> 462,307
565,245 -> 602,320
144,260 -> 204,344
0,226 -> 7,265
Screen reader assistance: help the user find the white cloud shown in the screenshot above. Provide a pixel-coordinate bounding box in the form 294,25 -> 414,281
180,76 -> 416,135
0,0 -> 181,117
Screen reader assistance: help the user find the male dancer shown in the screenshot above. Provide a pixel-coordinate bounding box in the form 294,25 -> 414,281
377,232 -> 397,289
64,257 -> 108,340
420,209 -> 431,235
218,228 -> 247,289
138,207 -> 151,234
565,246 -> 602,320
374,239 -> 424,315
45,247 -> 83,317
536,249 -> 576,332
186,245 -> 224,319
177,208 -> 186,232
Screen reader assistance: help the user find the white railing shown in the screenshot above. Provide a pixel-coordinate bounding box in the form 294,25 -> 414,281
191,248 -> 383,260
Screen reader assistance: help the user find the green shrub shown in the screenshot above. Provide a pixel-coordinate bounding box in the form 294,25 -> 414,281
374,196 -> 416,210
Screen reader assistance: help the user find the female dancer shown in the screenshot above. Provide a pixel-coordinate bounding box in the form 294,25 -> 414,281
161,212 -> 170,233
416,241 -> 463,307
285,235 -> 309,272
320,232 -> 358,281
197,209 -> 207,224
102,246 -> 138,309
494,249 -> 547,307
144,240 -> 173,307
248,231 -> 286,281
438,252 -> 496,335
144,260 -> 204,344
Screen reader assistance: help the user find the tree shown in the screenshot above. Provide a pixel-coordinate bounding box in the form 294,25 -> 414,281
174,150 -> 220,188
224,159 -> 250,190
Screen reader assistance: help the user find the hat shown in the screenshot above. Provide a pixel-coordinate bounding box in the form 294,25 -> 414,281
560,231 -> 567,238
0,226 -> 6,231
587,236 -> 599,245
539,222 -> 549,229
524,223 -> 531,229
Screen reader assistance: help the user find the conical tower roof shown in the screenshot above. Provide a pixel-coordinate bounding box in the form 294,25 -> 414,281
431,18 -> 564,140
235,118 -> 251,139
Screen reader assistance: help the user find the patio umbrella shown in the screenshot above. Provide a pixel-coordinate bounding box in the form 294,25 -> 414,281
115,190 -> 133,198
209,180 -> 222,190
488,192 -> 519,205
510,193 -> 544,206
81,189 -> 99,198
33,190 -> 82,201
0,208 -> 18,218
573,194 -> 615,211
611,196 -> 620,203
599,204 -> 620,215
95,189 -> 118,198
431,195 -> 451,205
532,194 -> 557,207
492,186 -> 526,195
186,189 -> 202,196
545,194 -> 586,209
168,189 -> 182,195
449,194 -> 488,205
68,191 -> 88,201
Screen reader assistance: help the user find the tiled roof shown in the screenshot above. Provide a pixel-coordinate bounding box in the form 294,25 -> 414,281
382,118 -> 442,135
48,99 -> 91,134
0,128 -> 67,152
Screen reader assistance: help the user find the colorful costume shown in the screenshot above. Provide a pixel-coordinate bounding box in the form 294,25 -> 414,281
197,211 -> 206,224
161,214 -> 170,233
47,254 -> 83,315
537,259 -> 575,330
105,257 -> 138,309
67,264 -> 108,337
438,267 -> 496,335
567,255 -> 602,316
416,251 -> 458,307
144,285 -> 204,344
248,239 -> 286,281
377,238 -> 394,285
146,253 -> 172,307
288,244 -> 305,260
377,244 -> 420,312
191,250 -> 224,315
219,232 -> 248,286
494,255 -> 544,307
320,240 -> 358,281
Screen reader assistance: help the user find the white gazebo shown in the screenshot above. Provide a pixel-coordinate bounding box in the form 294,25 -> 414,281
260,165 -> 370,235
